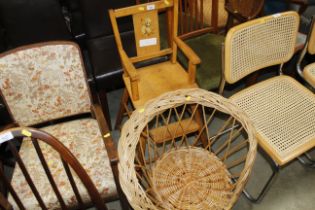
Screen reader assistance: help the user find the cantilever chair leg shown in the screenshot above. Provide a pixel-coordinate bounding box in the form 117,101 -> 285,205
298,152 -> 315,168
243,149 -> 280,203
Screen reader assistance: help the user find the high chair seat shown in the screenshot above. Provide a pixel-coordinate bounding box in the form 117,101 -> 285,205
123,61 -> 197,108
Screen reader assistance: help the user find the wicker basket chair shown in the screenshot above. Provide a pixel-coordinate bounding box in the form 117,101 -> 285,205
220,11 -> 315,202
118,88 -> 257,210
297,15 -> 315,88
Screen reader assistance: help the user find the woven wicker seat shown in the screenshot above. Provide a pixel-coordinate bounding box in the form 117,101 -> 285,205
119,88 -> 257,210
220,11 -> 315,202
297,16 -> 315,88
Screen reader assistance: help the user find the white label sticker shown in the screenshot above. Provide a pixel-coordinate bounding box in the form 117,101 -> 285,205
0,132 -> 13,144
139,38 -> 157,47
147,4 -> 155,10
272,13 -> 281,18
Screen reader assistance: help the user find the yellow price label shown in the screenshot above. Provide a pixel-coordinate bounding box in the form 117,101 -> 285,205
21,129 -> 32,137
103,133 -> 111,138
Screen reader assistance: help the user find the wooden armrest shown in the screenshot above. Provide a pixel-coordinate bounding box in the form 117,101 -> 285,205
119,50 -> 139,81
92,104 -> 118,165
174,37 -> 201,65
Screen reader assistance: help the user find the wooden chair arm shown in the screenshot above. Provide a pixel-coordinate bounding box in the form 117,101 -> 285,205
92,104 -> 118,165
119,49 -> 139,82
174,37 -> 201,65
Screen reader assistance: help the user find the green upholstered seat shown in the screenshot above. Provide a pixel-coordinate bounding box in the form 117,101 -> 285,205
178,33 -> 225,90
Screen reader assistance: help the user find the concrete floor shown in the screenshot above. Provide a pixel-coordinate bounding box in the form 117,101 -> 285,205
104,86 -> 315,210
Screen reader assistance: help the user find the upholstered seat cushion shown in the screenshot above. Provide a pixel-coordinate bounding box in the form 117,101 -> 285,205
8,118 -> 117,209
178,33 -> 225,90
230,75 -> 315,166
303,62 -> 315,88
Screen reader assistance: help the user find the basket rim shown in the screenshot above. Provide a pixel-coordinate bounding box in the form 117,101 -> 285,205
118,88 -> 257,210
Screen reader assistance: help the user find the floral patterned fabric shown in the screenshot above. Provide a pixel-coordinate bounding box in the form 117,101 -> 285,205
8,118 -> 117,209
0,43 -> 91,126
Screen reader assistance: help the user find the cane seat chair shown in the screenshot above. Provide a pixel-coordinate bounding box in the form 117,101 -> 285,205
119,88 -> 257,210
111,0 -> 201,128
220,11 -> 315,201
0,127 -> 107,210
297,15 -> 315,88
0,42 -> 128,209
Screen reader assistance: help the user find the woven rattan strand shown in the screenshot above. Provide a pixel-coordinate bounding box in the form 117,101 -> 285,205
152,147 -> 233,210
303,63 -> 315,88
118,88 -> 257,210
224,12 -> 299,84
231,76 -> 315,166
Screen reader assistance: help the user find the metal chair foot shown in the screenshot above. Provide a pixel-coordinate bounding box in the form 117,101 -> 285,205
243,154 -> 280,203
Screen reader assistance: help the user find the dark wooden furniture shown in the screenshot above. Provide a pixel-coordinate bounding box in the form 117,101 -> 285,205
0,127 -> 107,210
0,41 -> 129,209
177,0 -> 225,91
225,0 -> 265,32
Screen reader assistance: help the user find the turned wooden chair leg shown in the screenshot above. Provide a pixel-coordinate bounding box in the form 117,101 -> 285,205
115,89 -> 130,130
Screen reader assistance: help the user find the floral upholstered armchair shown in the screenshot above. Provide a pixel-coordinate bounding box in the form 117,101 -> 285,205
0,41 -> 128,209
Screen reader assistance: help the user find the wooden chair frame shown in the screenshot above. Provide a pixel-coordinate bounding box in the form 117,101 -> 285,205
0,41 -> 129,209
110,0 -> 201,129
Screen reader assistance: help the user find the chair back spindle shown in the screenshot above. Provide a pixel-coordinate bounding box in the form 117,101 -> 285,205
178,0 -> 219,40
0,128 -> 107,210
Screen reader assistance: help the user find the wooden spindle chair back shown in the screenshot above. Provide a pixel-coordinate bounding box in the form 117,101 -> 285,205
178,0 -> 219,40
0,127 -> 107,210
137,0 -> 220,39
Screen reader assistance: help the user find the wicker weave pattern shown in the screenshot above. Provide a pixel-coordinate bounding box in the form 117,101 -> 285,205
230,76 -> 315,165
152,147 -> 233,209
303,63 -> 315,88
118,88 -> 257,210
224,12 -> 299,84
